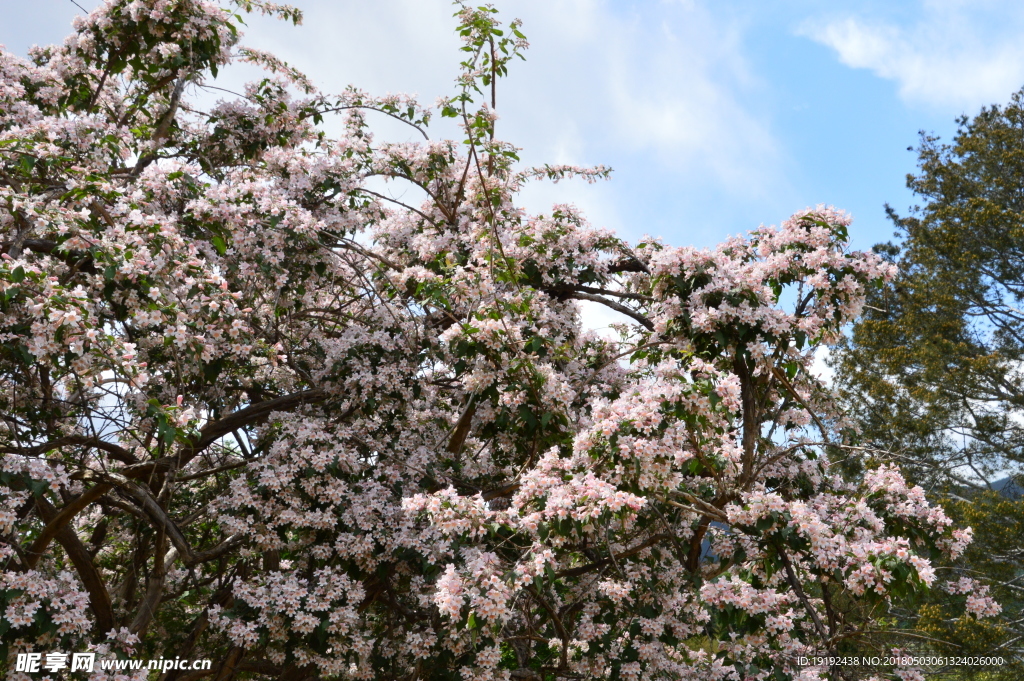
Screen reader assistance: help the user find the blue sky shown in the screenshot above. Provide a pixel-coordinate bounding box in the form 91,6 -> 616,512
4,0 -> 1024,254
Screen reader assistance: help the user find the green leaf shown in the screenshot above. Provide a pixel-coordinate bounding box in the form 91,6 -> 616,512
211,235 -> 227,255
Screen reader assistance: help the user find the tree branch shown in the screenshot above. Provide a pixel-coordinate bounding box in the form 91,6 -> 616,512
182,388 -> 327,460
567,291 -> 654,330
34,495 -> 115,634
25,483 -> 112,568
555,534 -> 668,579
1,435 -> 138,465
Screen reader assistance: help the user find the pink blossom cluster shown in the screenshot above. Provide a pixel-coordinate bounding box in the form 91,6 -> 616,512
945,577 -> 1002,617
0,566 -> 92,641
210,567 -> 369,674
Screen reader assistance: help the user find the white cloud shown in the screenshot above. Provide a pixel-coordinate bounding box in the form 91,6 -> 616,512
601,4 -> 778,185
801,1 -> 1024,110
231,0 -> 785,218
2,0 -> 789,241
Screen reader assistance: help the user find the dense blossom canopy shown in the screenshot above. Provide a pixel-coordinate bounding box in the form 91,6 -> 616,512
0,1 -> 997,679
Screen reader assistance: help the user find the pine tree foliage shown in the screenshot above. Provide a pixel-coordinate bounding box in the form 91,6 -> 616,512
833,89 -> 1024,677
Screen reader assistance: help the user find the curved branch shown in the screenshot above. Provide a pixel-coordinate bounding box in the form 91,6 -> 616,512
181,388 -> 327,461
567,291 -> 654,331
334,237 -> 400,270
544,284 -> 653,302
664,493 -> 729,523
319,104 -> 430,140
770,366 -> 829,438
174,460 -> 248,483
34,495 -> 115,634
1,435 -> 138,465
109,474 -> 196,563
129,543 -> 175,635
572,285 -> 653,301
357,187 -> 440,226
1,239 -> 99,274
79,469 -> 244,568
190,534 -> 244,565
554,534 -> 669,579
607,257 -> 650,275
777,542 -> 830,643
25,483 -> 112,568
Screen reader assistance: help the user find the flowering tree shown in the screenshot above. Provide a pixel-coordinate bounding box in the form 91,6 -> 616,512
0,1 -> 996,679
